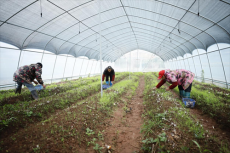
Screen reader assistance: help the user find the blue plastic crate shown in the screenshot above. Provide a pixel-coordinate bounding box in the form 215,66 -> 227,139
182,98 -> 196,108
102,85 -> 111,90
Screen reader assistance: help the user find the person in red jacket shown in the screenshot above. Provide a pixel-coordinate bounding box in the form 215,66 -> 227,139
102,66 -> 115,85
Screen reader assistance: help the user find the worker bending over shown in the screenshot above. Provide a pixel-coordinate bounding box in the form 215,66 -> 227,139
13,62 -> 46,100
153,69 -> 195,98
102,66 -> 115,86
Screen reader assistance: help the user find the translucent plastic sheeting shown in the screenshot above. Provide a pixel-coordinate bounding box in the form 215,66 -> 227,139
80,59 -> 88,76
0,0 -> 229,62
19,51 -> 43,67
85,60 -> 94,75
72,58 -> 84,78
199,54 -> 212,79
41,53 -> 56,81
94,61 -> 100,74
192,56 -> 202,77
63,57 -> 75,78
220,48 -> 230,83
52,55 -> 66,80
208,52 -> 226,82
0,48 -> 20,85
187,58 -> 196,76
115,50 -> 165,72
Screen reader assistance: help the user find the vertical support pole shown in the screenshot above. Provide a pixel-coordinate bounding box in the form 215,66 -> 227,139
62,54 -> 69,80
191,56 -> 197,77
137,50 -> 138,72
16,49 -> 23,89
79,59 -> 85,78
99,0 -> 103,97
51,55 -> 58,83
71,57 -> 77,80
216,44 -> 228,89
186,58 -> 191,71
205,52 -> 213,84
197,49 -> 204,82
182,58 -> 186,70
178,59 -> 182,69
93,60 -> 98,75
175,59 -> 178,69
129,52 -> 131,79
85,60 -> 89,77
119,59 -> 121,72
90,60 -> 95,76
126,58 -> 128,72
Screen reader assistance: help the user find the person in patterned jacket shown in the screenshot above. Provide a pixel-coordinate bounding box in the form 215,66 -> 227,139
13,62 -> 46,100
153,69 -> 195,98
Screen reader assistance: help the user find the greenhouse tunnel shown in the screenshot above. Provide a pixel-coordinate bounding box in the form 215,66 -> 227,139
0,0 -> 229,89
0,0 -> 230,152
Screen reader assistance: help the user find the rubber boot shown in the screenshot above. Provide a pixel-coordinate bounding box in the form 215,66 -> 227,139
15,84 -> 22,94
179,90 -> 185,98
184,92 -> 191,98
31,90 -> 39,100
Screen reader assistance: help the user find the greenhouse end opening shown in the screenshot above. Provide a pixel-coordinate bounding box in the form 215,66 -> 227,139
0,0 -> 230,153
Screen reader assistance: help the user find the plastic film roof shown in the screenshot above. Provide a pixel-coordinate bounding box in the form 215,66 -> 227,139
0,0 -> 230,61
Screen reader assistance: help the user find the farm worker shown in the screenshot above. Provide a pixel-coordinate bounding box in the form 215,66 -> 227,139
13,62 -> 46,100
102,66 -> 115,86
153,69 -> 195,98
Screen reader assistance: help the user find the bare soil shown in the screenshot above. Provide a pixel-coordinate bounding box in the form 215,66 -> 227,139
102,76 -> 145,153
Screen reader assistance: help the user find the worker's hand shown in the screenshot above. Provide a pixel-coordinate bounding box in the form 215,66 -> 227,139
33,81 -> 38,85
152,87 -> 157,90
166,87 -> 171,91
42,84 -> 46,89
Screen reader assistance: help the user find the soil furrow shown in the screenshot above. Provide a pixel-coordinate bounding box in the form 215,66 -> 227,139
103,75 -> 145,153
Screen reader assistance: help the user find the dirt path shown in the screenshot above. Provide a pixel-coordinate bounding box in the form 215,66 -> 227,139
103,75 -> 145,153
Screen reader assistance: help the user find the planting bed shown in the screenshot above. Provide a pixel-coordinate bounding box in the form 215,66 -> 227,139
0,72 -> 229,153
153,72 -> 230,131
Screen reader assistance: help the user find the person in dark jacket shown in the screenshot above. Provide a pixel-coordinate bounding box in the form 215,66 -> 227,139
102,66 -> 115,85
13,62 -> 46,100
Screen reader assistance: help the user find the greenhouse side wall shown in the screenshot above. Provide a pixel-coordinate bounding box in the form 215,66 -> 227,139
164,44 -> 230,89
0,45 -> 114,90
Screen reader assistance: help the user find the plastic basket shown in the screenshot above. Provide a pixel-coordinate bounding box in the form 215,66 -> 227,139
102,85 -> 111,90
182,98 -> 196,108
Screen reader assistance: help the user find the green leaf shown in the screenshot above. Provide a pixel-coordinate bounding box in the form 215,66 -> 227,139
203,149 -> 212,153
192,140 -> 202,153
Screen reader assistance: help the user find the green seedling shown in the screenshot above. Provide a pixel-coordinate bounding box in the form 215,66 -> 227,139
86,128 -> 94,136
93,143 -> 103,153
192,140 -> 212,153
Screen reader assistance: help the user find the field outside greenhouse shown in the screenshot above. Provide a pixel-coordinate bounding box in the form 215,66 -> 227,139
0,72 -> 230,153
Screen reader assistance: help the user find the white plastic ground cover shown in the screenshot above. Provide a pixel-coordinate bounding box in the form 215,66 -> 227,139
0,0 -> 229,62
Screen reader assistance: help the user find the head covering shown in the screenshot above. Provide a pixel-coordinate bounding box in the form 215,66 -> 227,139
158,70 -> 165,80
37,62 -> 43,68
107,66 -> 112,69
